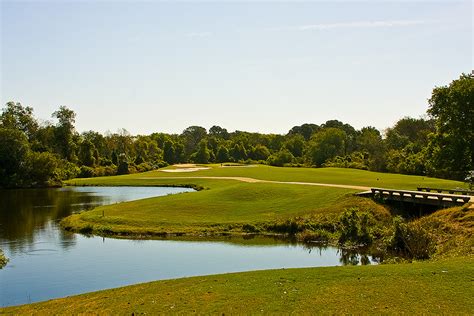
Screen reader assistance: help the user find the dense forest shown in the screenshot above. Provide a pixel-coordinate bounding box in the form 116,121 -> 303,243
0,73 -> 472,188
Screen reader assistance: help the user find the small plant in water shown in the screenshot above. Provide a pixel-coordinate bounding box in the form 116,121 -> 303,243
0,249 -> 8,269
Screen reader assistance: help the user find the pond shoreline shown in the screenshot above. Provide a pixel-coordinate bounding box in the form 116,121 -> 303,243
3,257 -> 472,313
3,185 -> 380,307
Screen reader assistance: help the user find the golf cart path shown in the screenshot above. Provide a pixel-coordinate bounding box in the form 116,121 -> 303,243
141,176 -> 371,191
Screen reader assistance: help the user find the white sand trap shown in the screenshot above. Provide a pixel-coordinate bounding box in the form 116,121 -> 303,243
173,164 -> 198,168
220,164 -> 258,168
160,168 -> 210,173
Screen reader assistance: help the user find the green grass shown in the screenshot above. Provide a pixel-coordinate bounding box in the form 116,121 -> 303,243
417,204 -> 474,258
62,181 -> 360,236
68,164 -> 466,190
62,165 -> 466,237
5,166 -> 472,313
3,257 -> 472,314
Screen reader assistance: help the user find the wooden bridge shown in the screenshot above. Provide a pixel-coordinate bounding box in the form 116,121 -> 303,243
358,187 -> 472,207
417,187 -> 474,196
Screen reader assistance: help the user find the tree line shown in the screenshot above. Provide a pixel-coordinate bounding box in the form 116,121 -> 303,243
0,73 -> 472,188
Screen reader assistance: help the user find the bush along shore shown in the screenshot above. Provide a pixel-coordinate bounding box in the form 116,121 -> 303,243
0,249 -> 8,269
61,199 -> 473,262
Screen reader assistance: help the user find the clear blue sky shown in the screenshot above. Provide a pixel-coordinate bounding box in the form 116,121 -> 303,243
1,1 -> 472,135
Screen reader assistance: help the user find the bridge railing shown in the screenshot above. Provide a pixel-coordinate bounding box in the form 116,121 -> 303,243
417,187 -> 474,196
371,188 -> 471,204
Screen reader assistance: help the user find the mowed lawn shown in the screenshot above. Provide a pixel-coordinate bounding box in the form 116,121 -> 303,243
3,257 -> 472,314
62,180 -> 358,235
68,164 -> 466,190
62,165 -> 466,235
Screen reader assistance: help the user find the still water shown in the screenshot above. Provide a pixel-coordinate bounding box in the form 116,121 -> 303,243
0,186 -> 376,307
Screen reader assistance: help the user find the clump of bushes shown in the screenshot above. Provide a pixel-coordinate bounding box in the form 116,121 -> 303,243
298,229 -> 332,244
242,224 -> 260,233
76,160 -> 167,178
77,165 -> 118,178
0,249 -> 8,269
78,224 -> 94,235
386,216 -> 435,259
266,149 -> 295,167
323,152 -> 370,170
265,219 -> 303,234
338,208 -> 375,246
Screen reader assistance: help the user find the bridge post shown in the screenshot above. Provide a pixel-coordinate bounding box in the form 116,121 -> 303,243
437,196 -> 444,206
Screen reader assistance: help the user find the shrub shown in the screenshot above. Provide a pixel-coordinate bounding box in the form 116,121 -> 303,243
0,249 -> 8,269
298,229 -> 331,243
78,224 -> 94,234
323,152 -> 369,170
267,149 -> 295,167
266,219 -> 304,234
78,165 -> 95,178
117,160 -> 130,175
136,162 -> 154,173
94,165 -> 117,177
338,208 -> 374,246
387,216 -> 435,259
242,224 -> 260,233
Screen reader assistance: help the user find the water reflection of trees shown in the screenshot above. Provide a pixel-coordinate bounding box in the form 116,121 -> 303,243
301,242 -> 377,266
0,188 -> 104,252
338,248 -> 376,266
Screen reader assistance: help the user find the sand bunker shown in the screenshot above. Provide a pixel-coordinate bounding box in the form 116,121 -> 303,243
172,164 -> 198,168
161,164 -> 210,173
161,167 -> 210,173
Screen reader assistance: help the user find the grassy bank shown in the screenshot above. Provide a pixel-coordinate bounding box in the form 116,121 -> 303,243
62,165 -> 465,238
3,257 -> 472,314
61,181 -> 386,237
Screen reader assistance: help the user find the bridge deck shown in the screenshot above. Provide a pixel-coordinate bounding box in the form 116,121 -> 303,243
358,188 -> 472,207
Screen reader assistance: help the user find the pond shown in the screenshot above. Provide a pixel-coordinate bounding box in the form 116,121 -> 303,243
0,186 -> 377,307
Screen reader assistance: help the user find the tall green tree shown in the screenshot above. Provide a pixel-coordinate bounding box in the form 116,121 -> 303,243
209,125 -> 229,139
356,127 -> 385,171
288,123 -> 319,140
181,126 -> 207,158
0,128 -> 30,187
216,145 -> 230,163
78,139 -> 96,167
267,148 -> 294,167
163,140 -> 176,164
249,144 -> 271,161
426,73 -> 474,179
52,106 -> 77,161
230,143 -> 247,162
26,151 -> 63,186
0,102 -> 39,140
283,134 -> 305,157
307,128 -> 346,167
192,139 -> 211,164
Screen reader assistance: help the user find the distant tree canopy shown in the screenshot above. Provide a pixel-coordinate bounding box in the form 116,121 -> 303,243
0,72 -> 471,187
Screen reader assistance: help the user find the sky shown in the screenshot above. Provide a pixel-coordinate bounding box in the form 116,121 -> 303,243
1,1 -> 472,135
